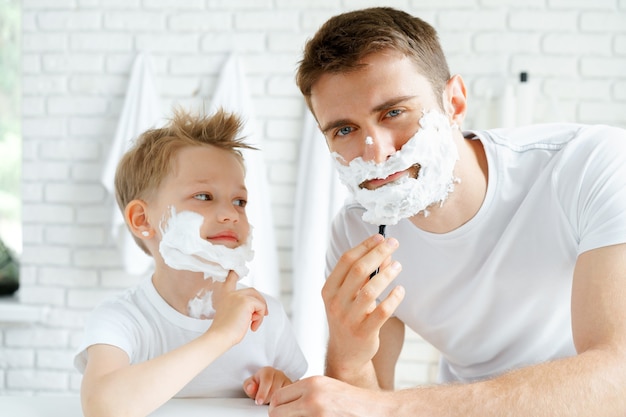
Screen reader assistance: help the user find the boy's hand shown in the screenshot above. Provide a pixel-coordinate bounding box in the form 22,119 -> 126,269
243,367 -> 293,405
209,271 -> 268,347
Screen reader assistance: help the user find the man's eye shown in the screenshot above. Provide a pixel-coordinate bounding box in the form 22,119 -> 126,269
337,126 -> 353,137
386,109 -> 402,118
233,199 -> 247,208
194,193 -> 212,201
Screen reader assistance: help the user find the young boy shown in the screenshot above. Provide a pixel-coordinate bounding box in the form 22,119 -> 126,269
74,108 -> 307,417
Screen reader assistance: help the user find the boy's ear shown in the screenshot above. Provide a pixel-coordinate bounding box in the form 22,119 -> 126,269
124,199 -> 154,239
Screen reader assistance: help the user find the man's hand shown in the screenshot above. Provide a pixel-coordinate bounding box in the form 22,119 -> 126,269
244,367 -> 293,405
323,233 -> 405,382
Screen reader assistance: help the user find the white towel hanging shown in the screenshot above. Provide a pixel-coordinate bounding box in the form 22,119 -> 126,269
101,53 -> 163,276
208,52 -> 281,299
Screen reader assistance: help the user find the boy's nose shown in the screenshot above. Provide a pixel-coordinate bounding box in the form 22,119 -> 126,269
216,202 -> 239,223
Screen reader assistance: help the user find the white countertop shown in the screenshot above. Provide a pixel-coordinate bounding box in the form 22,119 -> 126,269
0,396 -> 269,417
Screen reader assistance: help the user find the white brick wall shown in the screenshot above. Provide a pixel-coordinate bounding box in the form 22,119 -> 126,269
2,0 -> 625,395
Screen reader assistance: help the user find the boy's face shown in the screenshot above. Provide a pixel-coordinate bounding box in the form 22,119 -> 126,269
152,144 -> 249,250
310,49 -> 445,191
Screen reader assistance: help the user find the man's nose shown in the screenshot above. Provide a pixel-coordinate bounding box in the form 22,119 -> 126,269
361,132 -> 396,164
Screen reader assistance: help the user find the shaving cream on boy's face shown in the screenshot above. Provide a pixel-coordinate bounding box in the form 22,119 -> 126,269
158,206 -> 254,281
331,109 -> 460,226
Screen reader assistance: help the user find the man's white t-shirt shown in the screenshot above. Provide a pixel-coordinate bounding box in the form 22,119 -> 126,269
74,277 -> 307,397
327,123 -> 626,383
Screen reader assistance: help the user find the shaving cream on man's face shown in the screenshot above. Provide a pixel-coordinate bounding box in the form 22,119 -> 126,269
332,109 -> 460,226
158,206 -> 254,281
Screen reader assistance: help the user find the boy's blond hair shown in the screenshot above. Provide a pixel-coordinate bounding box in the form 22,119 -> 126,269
114,108 -> 255,254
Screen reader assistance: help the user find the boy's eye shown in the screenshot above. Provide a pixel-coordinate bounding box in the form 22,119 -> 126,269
194,193 -> 213,201
233,199 -> 247,208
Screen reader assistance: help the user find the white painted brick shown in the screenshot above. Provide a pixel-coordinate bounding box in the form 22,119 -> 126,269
543,34 -> 612,55
438,11 -> 507,31
235,11 -> 299,30
143,0 -> 205,9
22,97 -> 46,116
75,206 -> 111,224
47,97 -> 109,116
544,79 -> 612,100
78,0 -> 140,8
617,35 -> 626,55
473,33 -> 541,54
69,33 -> 132,52
73,248 -> 122,268
22,162 -> 71,181
18,286 -> 66,307
67,288 -> 122,309
71,163 -> 103,182
268,32 -> 309,53
21,117 -> 66,137
22,225 -> 44,245
157,77 -> 201,97
549,0 -> 617,9
169,56 -> 222,75
208,0 -> 274,8
100,269 -> 144,288
39,140 -> 100,160
22,33 -> 67,52
438,33 -> 471,55
22,204 -> 74,224
200,32 -> 266,53
7,370 -> 68,391
20,246 -> 72,267
581,57 -> 626,77
135,34 -> 200,53
22,0 -> 75,9
480,0 -> 545,7
20,183 -> 44,203
266,119 -> 301,141
5,328 -> 69,348
47,309 -> 90,330
37,11 -> 102,31
43,54 -> 105,73
581,12 -> 626,32
22,75 -> 67,94
45,226 -> 105,246
168,12 -> 233,31
579,101 -> 626,125
511,55 -> 579,77
615,81 -> 626,100
255,97 -> 302,119
44,184 -> 105,204
22,54 -> 42,73
270,184 -> 297,206
0,348 -> 36,368
104,11 -> 166,31
509,10 -> 578,31
69,373 -> 82,392
267,75 -> 300,96
37,349 -> 76,370
69,117 -> 117,136
447,54 -> 507,76
39,267 -> 99,288
106,54 -> 168,74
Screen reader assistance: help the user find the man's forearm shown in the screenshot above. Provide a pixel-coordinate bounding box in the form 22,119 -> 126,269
389,348 -> 626,417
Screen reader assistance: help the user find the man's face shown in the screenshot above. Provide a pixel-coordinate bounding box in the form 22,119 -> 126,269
311,50 -> 443,184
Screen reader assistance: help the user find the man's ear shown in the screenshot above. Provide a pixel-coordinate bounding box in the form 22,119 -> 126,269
443,74 -> 467,127
124,199 -> 154,240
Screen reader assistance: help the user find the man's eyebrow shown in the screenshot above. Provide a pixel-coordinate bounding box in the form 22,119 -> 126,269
320,95 -> 418,135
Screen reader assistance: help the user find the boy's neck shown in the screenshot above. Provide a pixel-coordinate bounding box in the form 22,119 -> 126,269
151,268 -> 215,316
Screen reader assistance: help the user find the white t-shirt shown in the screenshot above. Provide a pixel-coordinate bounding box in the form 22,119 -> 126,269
74,277 -> 307,398
327,123 -> 626,383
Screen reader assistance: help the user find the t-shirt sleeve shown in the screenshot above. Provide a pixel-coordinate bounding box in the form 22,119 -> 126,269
73,300 -> 139,374
555,124 -> 626,255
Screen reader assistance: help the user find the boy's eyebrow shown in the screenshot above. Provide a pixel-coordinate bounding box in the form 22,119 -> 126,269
319,95 -> 417,135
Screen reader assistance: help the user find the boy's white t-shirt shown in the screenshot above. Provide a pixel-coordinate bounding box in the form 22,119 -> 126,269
74,277 -> 307,398
327,123 -> 626,383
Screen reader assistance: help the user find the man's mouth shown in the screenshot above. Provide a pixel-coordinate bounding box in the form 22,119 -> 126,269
360,163 -> 421,190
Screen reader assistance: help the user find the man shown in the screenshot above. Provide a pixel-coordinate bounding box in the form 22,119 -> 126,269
269,6 -> 626,417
